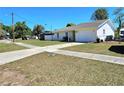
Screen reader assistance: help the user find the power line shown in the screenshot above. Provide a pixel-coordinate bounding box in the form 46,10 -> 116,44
9,12 -> 35,42
14,13 -> 37,25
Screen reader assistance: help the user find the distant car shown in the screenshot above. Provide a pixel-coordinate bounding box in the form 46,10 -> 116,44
120,28 -> 124,41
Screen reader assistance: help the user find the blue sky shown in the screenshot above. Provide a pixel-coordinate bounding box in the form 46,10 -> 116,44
0,7 -> 116,30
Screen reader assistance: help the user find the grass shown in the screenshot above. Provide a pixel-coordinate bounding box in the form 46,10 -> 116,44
0,52 -> 124,85
63,41 -> 124,57
0,43 -> 26,53
16,40 -> 65,47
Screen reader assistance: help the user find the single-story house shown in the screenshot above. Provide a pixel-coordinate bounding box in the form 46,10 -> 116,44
41,31 -> 54,40
45,19 -> 115,42
44,33 -> 54,40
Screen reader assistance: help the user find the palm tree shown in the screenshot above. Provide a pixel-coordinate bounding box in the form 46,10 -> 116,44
33,24 -> 44,39
0,24 -> 5,39
15,21 -> 25,38
91,8 -> 109,21
14,21 -> 31,39
113,8 -> 124,29
113,7 -> 124,38
2,24 -> 13,39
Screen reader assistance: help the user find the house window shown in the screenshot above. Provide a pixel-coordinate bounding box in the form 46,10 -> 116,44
103,29 -> 105,34
57,33 -> 59,39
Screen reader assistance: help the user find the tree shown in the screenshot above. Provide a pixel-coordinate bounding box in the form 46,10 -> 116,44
2,24 -> 13,39
91,8 -> 109,21
33,24 -> 44,38
14,21 -> 32,39
113,7 -> 124,38
122,22 -> 124,28
0,23 -> 8,39
1,21 -> 31,39
66,23 -> 76,27
0,24 -> 4,39
0,30 -> 5,39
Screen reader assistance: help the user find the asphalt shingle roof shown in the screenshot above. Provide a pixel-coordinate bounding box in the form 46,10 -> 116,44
54,19 -> 108,33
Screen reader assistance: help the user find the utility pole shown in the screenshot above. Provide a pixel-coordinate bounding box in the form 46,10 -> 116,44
11,12 -> 15,42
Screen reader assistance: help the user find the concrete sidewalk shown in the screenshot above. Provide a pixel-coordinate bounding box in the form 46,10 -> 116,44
53,50 -> 124,65
14,42 -> 40,48
1,40 -> 124,66
0,43 -> 82,65
0,49 -> 44,65
14,42 -> 82,49
0,40 -> 11,44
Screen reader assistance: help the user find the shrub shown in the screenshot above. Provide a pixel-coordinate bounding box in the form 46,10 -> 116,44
63,36 -> 68,42
96,38 -> 100,43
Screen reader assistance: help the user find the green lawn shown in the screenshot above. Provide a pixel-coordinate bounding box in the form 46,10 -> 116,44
16,40 -> 65,47
63,41 -> 124,57
0,52 -> 124,85
0,43 -> 26,53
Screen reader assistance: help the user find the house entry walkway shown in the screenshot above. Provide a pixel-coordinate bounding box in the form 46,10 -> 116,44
1,40 -> 124,66
0,42 -> 82,65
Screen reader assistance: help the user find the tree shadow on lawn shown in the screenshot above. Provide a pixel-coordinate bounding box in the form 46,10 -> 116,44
109,45 -> 124,54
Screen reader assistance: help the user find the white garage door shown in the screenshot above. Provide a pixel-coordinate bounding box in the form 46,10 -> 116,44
75,30 -> 97,42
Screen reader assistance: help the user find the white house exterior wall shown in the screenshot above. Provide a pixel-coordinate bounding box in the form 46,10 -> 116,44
53,33 -> 58,40
45,35 -> 53,40
97,23 -> 115,41
58,32 -> 65,40
68,31 -> 73,41
75,30 -> 97,42
52,32 -> 65,40
52,20 -> 115,42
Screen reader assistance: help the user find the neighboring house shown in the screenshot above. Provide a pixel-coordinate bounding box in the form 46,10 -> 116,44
44,33 -> 54,40
46,19 -> 115,42
44,31 -> 54,40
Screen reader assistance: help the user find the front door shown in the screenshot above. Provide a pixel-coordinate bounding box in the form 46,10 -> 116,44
72,30 -> 75,42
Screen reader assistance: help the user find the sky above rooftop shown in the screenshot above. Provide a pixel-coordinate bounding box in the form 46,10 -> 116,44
0,7 -> 116,31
